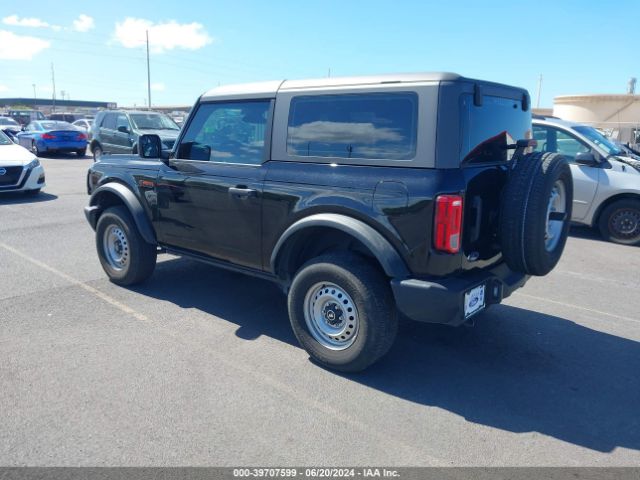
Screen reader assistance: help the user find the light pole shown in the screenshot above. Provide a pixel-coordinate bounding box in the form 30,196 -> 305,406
32,84 -> 37,110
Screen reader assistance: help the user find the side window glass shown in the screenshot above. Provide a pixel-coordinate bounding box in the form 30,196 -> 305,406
287,93 -> 417,160
177,100 -> 270,164
532,126 -> 548,153
116,114 -> 129,131
534,126 -> 589,160
102,114 -> 116,130
555,129 -> 589,160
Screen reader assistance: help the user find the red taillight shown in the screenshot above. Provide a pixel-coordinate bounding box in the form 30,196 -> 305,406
434,194 -> 463,253
77,133 -> 87,140
41,133 -> 55,139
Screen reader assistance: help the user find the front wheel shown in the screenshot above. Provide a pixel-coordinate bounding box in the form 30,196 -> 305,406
92,144 -> 103,162
95,206 -> 157,285
287,253 -> 397,372
598,199 -> 640,246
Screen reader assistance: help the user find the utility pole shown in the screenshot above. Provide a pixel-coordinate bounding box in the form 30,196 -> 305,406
51,63 -> 57,113
328,68 -> 331,78
32,84 -> 37,110
535,74 -> 543,109
146,30 -> 151,110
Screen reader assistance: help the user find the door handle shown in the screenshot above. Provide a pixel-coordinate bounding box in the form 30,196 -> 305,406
229,186 -> 257,199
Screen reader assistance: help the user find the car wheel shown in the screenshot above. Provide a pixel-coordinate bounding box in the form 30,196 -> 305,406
95,206 -> 157,285
287,253 -> 397,372
598,199 -> 640,246
500,152 -> 573,276
92,144 -> 103,162
76,148 -> 87,157
31,141 -> 41,156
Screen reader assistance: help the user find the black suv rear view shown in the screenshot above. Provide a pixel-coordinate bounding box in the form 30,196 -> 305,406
84,73 -> 573,371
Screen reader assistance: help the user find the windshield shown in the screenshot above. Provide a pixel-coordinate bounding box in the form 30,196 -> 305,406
0,117 -> 18,126
573,125 -> 623,156
130,113 -> 180,130
0,130 -> 12,145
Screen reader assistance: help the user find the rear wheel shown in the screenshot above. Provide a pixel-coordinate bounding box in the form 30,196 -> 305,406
95,206 -> 157,285
76,148 -> 87,157
598,199 -> 640,246
31,141 -> 42,156
287,253 -> 397,372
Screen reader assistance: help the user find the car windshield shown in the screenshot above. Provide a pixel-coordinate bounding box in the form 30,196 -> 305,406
0,117 -> 18,126
0,130 -> 12,145
572,125 -> 623,156
39,121 -> 75,130
130,113 -> 180,130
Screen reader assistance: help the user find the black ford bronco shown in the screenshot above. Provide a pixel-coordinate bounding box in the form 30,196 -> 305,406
85,73 -> 573,371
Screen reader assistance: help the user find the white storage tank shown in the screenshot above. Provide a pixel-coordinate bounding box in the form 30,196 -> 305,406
553,94 -> 640,146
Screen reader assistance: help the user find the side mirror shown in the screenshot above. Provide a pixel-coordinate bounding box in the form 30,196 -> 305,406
117,125 -> 129,134
575,151 -> 599,166
138,134 -> 162,159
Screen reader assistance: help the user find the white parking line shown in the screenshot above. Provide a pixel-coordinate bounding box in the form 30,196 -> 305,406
0,240 -> 441,464
0,241 -> 148,322
513,292 -> 640,324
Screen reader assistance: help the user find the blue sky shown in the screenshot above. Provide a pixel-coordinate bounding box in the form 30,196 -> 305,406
0,0 -> 637,108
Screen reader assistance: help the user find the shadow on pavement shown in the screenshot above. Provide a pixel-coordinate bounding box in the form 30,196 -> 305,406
0,191 -> 58,204
569,225 -> 603,241
133,256 -> 640,454
38,152 -> 89,159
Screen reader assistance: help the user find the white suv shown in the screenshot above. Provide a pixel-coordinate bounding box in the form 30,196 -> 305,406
0,130 -> 46,195
533,116 -> 640,245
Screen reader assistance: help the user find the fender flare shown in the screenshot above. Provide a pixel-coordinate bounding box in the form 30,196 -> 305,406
88,182 -> 157,245
270,213 -> 409,279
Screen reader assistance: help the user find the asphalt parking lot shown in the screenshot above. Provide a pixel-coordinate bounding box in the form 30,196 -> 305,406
1,155 -> 639,467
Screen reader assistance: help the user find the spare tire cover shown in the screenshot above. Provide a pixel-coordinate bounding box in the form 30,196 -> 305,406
499,151 -> 573,276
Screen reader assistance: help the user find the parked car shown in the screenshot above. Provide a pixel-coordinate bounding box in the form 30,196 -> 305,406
0,116 -> 21,133
1,128 -> 19,143
49,112 -> 84,123
72,119 -> 93,132
533,116 -> 640,245
16,120 -> 88,156
90,110 -> 180,161
84,73 -> 572,371
8,109 -> 45,126
0,129 -> 46,195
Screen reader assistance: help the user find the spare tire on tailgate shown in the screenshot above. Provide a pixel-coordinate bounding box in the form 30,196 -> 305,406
499,151 -> 573,276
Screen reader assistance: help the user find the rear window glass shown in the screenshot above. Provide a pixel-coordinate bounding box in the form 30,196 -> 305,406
287,93 -> 418,160
39,121 -> 74,130
460,94 -> 530,164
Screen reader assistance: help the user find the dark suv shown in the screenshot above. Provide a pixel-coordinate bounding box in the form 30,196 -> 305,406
84,73 -> 573,371
90,110 -> 180,161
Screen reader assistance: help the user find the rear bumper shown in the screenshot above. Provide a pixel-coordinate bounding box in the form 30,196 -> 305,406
39,140 -> 87,151
391,262 -> 529,326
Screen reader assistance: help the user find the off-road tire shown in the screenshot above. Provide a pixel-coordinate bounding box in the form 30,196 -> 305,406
288,253 -> 397,372
95,206 -> 157,285
500,152 -> 573,276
